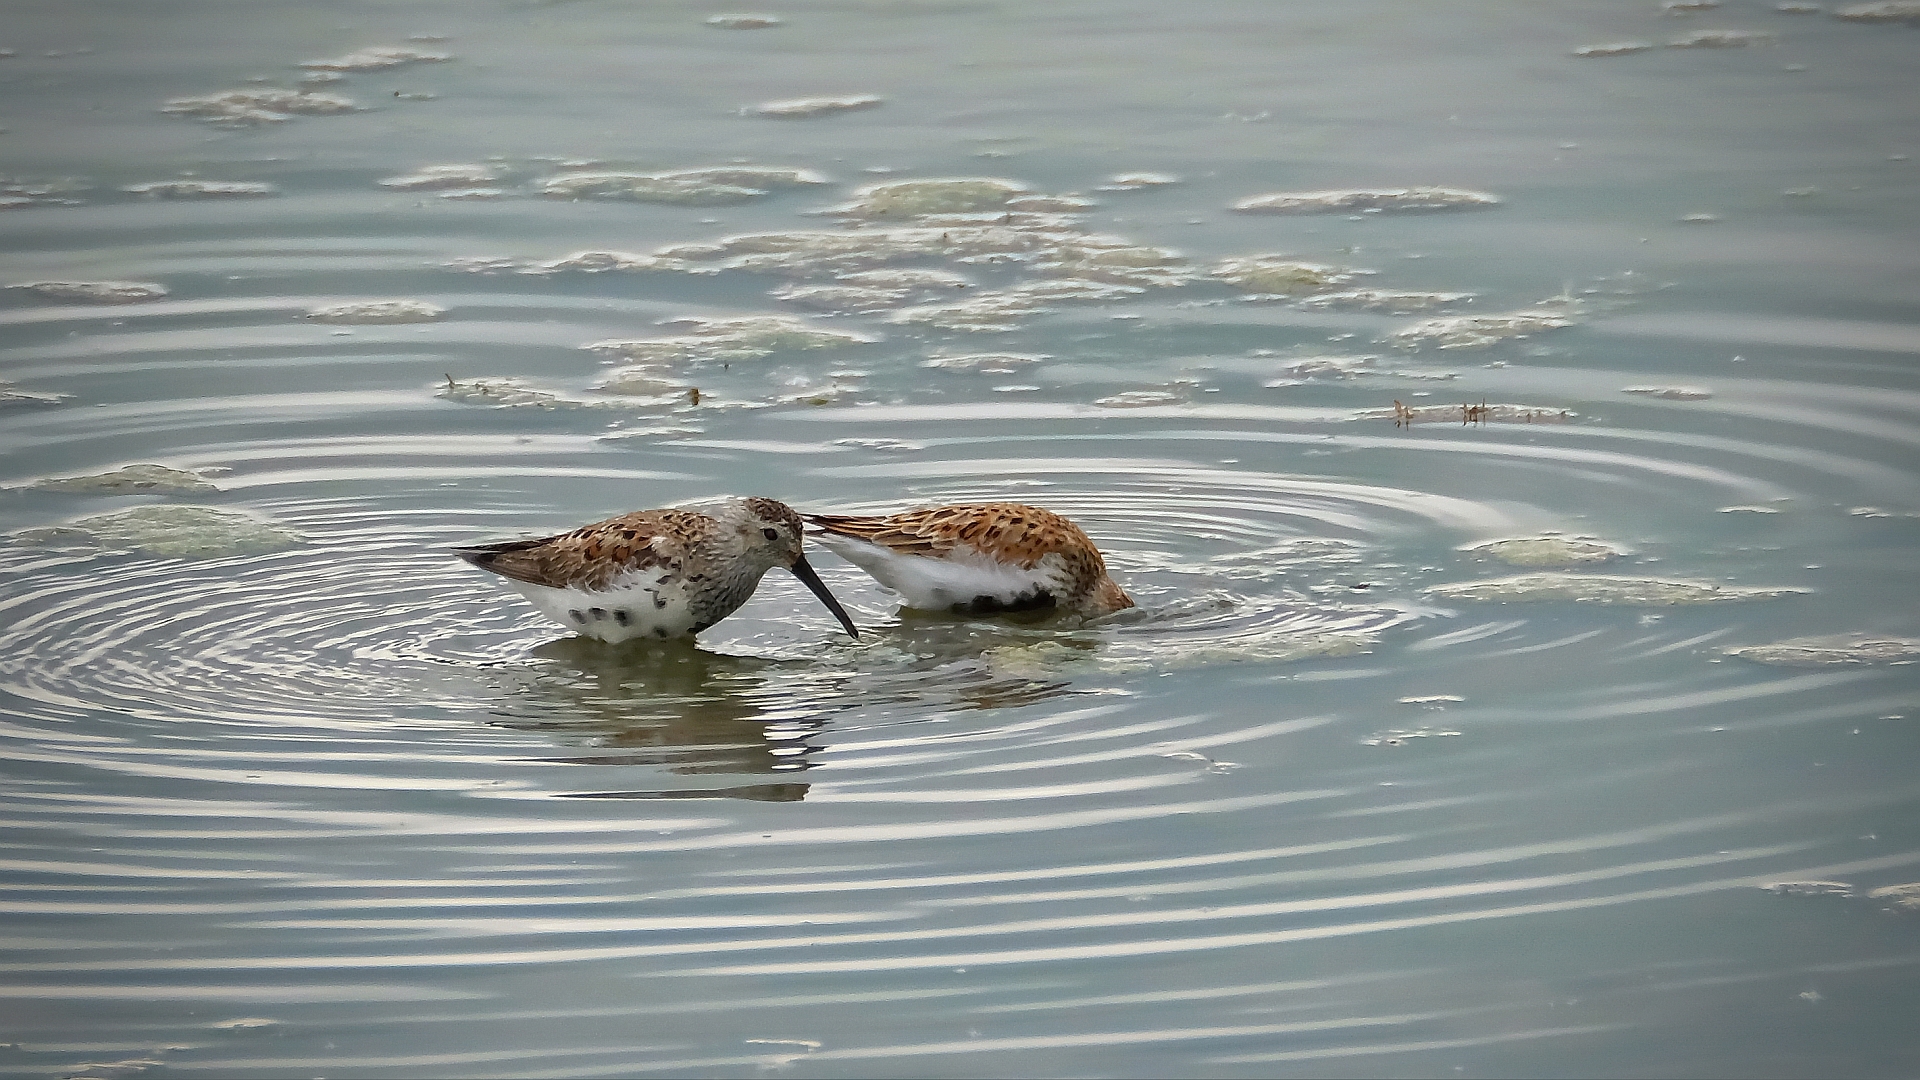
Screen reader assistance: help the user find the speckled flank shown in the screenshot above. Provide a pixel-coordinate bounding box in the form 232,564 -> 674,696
805,502 -> 1134,616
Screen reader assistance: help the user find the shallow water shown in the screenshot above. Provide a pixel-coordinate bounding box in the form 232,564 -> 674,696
2,2 -> 1918,1077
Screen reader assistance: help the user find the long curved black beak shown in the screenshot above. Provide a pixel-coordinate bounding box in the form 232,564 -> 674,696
789,553 -> 860,639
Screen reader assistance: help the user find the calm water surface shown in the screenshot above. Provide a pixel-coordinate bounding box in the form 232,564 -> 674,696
2,2 -> 1918,1076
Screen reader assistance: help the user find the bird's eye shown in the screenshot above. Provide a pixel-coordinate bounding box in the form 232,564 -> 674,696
762,527 -> 780,541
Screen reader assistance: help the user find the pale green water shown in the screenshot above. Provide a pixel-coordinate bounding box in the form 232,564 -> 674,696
2,2 -> 1919,1077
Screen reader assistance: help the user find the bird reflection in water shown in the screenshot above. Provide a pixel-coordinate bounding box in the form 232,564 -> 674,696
487,619 -> 1101,801
494,637 -> 826,802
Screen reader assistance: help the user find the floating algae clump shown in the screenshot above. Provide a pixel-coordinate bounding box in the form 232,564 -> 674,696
437,377 -> 618,410
1466,537 -> 1625,566
1725,635 -> 1920,667
1264,354 -> 1382,382
1294,289 -> 1475,313
1834,1 -> 1920,20
886,290 -> 1047,333
1098,172 -> 1182,192
657,166 -> 829,190
1868,884 -> 1920,911
305,299 -> 444,323
537,172 -> 764,205
18,506 -> 300,558
524,251 -> 678,275
772,283 -> 911,312
1427,573 -> 1806,605
1372,401 -> 1572,425
1232,187 -> 1501,214
1623,386 -> 1713,400
833,268 -> 971,290
1213,255 -> 1365,295
1094,389 -> 1186,408
1033,243 -> 1188,288
1668,29 -> 1777,46
380,164 -> 499,190
921,352 -> 1045,373
1573,41 -> 1658,57
1391,308 -> 1575,349
161,87 -> 358,126
749,95 -> 883,118
1,383 -> 68,407
505,175 -> 1193,331
12,280 -> 169,303
830,178 -> 1030,218
299,45 -> 452,71
124,179 -> 277,198
585,315 -> 874,366
31,464 -> 216,494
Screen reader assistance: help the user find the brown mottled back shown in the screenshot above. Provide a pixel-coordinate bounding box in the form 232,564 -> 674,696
455,508 -> 717,592
808,503 -> 1092,567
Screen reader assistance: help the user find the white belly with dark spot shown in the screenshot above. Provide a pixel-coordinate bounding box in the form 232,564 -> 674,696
508,577 -> 698,642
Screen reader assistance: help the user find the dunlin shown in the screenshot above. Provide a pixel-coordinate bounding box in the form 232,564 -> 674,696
804,502 -> 1133,616
456,496 -> 859,643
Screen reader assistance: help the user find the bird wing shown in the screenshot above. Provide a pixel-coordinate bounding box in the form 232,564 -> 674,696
804,503 -> 1065,569
454,509 -> 699,591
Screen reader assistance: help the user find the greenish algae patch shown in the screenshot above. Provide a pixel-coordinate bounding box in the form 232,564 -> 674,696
585,315 -> 875,366
1834,1 -> 1920,20
30,464 -> 217,494
1466,537 -> 1625,566
537,172 -> 763,205
1391,307 -> 1576,349
124,180 -> 278,198
828,177 -> 1030,218
305,299 -> 444,323
1232,187 -> 1501,214
16,506 -> 300,558
1213,255 -> 1365,295
1724,634 -> 1920,666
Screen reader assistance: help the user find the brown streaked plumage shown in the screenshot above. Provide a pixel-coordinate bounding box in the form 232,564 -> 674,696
804,502 -> 1133,616
455,496 -> 858,643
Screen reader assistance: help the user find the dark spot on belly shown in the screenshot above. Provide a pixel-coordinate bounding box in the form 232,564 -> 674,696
613,609 -> 631,626
653,627 -> 670,639
588,607 -> 608,621
954,590 -> 1056,615
653,596 -> 667,609
568,609 -> 586,624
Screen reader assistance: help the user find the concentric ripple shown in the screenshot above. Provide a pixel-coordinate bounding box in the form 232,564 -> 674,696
5,2 -> 1920,1074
